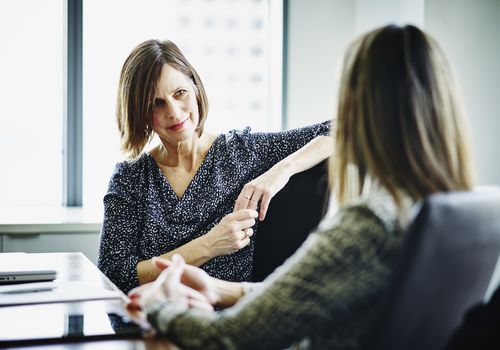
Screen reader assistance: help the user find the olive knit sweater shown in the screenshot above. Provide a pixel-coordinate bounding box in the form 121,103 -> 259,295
146,191 -> 411,349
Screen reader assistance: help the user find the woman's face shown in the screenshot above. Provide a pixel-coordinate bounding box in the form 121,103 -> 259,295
151,64 -> 200,145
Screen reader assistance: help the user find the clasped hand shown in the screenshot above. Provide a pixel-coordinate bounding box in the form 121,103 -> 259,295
127,255 -> 217,322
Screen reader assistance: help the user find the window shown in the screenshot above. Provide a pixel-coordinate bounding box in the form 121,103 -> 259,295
0,0 -> 282,209
83,0 -> 282,209
0,0 -> 64,206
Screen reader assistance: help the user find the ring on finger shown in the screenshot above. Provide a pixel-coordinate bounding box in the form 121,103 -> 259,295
244,195 -> 251,199
244,229 -> 251,238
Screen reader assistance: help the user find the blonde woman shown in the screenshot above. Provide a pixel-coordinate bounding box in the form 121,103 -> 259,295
126,24 -> 474,349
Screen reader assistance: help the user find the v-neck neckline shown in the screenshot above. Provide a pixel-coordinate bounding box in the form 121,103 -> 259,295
148,135 -> 221,202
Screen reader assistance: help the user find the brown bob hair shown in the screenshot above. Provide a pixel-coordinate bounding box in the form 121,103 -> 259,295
116,40 -> 209,159
331,24 -> 474,207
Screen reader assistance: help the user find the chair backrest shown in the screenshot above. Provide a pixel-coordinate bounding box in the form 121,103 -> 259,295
251,160 -> 329,282
367,188 -> 500,350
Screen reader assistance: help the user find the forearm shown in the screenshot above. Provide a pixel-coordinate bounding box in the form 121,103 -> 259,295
212,279 -> 245,308
137,235 -> 212,285
272,135 -> 333,178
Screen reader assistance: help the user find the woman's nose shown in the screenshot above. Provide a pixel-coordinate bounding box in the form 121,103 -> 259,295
165,99 -> 182,118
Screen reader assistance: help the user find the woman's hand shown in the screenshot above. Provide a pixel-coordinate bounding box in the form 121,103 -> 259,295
152,257 -> 219,305
234,167 -> 290,221
203,209 -> 257,257
126,255 -> 215,321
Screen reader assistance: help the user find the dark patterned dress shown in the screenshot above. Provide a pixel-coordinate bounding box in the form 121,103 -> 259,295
98,122 -> 330,293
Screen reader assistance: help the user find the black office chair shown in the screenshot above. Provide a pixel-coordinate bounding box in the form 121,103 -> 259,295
251,160 -> 329,282
366,188 -> 500,350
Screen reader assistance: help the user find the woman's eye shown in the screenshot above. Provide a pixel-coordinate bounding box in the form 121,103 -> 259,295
153,99 -> 165,108
175,90 -> 187,97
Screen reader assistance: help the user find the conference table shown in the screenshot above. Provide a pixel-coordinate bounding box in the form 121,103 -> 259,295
0,252 -> 178,349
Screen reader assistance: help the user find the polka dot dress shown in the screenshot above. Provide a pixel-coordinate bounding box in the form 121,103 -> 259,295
98,121 -> 331,293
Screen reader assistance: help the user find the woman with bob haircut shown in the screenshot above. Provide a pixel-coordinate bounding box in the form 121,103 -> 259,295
125,24 -> 474,349
98,39 -> 332,293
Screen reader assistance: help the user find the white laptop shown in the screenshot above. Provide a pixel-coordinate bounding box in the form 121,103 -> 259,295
0,253 -> 58,284
0,269 -> 57,284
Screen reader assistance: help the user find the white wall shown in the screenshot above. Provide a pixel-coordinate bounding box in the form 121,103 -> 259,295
425,0 -> 500,185
354,0 -> 424,34
286,0 -> 354,128
286,0 -> 500,185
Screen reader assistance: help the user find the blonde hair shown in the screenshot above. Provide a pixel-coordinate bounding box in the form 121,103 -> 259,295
116,40 -> 209,159
330,24 -> 474,207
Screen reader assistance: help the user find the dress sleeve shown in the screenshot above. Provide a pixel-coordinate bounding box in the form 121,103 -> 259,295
145,205 -> 394,349
97,162 -> 142,293
247,120 -> 331,170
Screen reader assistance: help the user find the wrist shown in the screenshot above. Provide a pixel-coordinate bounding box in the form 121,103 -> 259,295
213,279 -> 244,308
196,234 -> 216,260
272,159 -> 295,179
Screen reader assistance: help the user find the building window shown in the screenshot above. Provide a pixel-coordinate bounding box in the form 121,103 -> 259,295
0,0 -> 282,209
82,0 -> 282,209
0,0 -> 64,206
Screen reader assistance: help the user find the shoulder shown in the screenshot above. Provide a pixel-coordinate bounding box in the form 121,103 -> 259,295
109,153 -> 152,190
316,191 -> 407,253
295,120 -> 332,135
279,120 -> 332,138
221,120 -> 331,144
217,127 -> 256,155
319,188 -> 412,235
113,153 -> 151,176
223,127 -> 253,144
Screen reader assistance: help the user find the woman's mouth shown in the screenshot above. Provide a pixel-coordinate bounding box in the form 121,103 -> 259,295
168,117 -> 188,131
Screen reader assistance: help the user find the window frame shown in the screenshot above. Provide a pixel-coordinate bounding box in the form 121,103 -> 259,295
64,0 -> 83,206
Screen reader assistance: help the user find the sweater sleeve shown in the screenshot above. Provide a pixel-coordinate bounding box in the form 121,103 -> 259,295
247,120 -> 331,170
145,205 -> 394,349
97,162 -> 143,293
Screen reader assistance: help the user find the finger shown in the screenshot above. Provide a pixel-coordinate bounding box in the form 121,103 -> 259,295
237,229 -> 247,240
152,257 -> 171,270
180,284 -> 211,303
239,228 -> 254,240
128,283 -> 152,298
161,256 -> 185,290
165,261 -> 184,285
188,298 -> 214,312
148,264 -> 174,297
236,185 -> 254,211
126,306 -> 144,320
238,218 -> 256,231
203,289 -> 219,305
245,227 -> 254,238
249,190 -> 262,210
126,300 -> 142,312
129,292 -> 141,300
141,280 -> 163,303
172,254 -> 185,266
259,192 -> 272,221
240,237 -> 251,248
233,190 -> 246,212
231,209 -> 259,221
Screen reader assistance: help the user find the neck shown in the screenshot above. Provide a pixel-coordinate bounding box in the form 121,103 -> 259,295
158,133 -> 207,169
